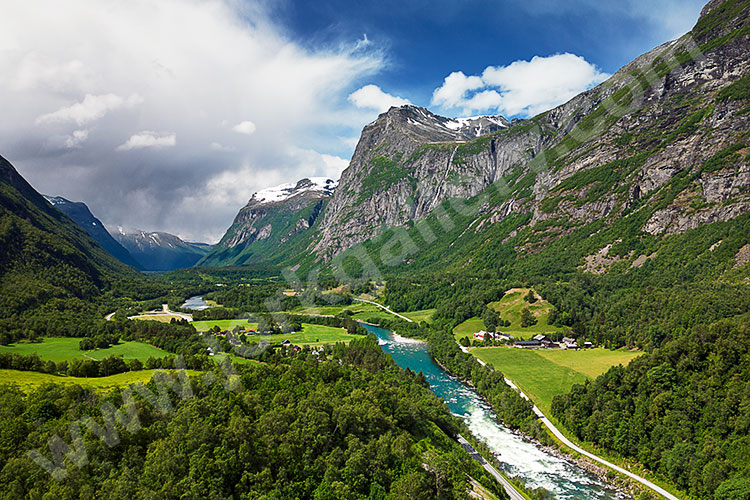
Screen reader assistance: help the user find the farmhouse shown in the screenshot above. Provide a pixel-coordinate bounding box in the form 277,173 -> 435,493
515,340 -> 541,348
562,337 -> 578,349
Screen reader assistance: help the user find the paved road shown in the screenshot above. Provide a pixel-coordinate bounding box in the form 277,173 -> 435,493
457,434 -> 525,500
353,298 -> 413,322
459,343 -> 679,500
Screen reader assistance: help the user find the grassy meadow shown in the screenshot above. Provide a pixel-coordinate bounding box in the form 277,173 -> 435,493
471,347 -> 642,415
0,337 -> 174,362
453,288 -> 566,341
0,368 -> 202,392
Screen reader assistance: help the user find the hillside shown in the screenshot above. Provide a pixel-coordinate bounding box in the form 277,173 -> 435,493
204,0 -> 749,278
200,177 -> 336,267
43,195 -> 141,269
0,155 -> 137,318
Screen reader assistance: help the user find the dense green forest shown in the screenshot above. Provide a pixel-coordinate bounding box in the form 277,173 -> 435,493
0,338 -> 506,500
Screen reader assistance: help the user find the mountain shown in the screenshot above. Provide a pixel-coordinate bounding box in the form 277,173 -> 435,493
205,0 -> 749,274
112,227 -> 211,271
42,195 -> 142,269
199,177 -> 336,267
0,155 -> 136,317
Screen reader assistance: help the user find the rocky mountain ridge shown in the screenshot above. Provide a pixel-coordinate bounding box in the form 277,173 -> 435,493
199,177 -> 336,266
112,227 -> 211,271
205,0 -> 749,272
43,195 -> 142,269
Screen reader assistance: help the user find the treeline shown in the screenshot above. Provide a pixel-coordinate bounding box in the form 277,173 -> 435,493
0,337 -> 507,500
552,314 -> 750,499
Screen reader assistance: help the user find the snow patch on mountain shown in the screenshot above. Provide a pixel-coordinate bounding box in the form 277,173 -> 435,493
251,177 -> 337,204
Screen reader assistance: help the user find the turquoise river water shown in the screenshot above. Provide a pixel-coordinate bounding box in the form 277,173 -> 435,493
364,323 -> 626,500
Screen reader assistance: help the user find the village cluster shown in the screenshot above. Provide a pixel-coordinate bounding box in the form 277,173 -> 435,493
472,331 -> 593,349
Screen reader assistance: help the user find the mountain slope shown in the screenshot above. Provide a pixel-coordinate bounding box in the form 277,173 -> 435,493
200,177 -> 336,267
43,195 -> 141,269
309,0 -> 750,272
112,228 -> 211,271
0,155 -> 136,316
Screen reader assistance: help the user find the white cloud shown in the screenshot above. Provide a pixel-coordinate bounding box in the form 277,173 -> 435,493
210,142 -> 235,152
36,93 -> 143,126
65,129 -> 89,148
348,84 -> 410,113
431,71 -> 485,109
0,0 -> 383,242
431,53 -> 609,117
116,131 -> 176,151
233,120 -> 257,136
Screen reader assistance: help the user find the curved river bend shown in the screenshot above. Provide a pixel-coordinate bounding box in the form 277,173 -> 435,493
365,323 -> 626,500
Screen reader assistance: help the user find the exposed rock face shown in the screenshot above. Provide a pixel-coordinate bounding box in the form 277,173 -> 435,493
207,0 -> 749,269
309,0 -> 749,262
312,107 -> 541,259
199,178 -> 335,266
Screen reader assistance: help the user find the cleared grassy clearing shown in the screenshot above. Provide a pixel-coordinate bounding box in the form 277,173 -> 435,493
471,347 -> 639,415
0,337 -> 173,362
0,368 -> 202,392
535,348 -> 642,379
192,319 -> 259,331
402,309 -> 437,323
130,314 -> 186,323
246,324 -> 362,346
487,288 -> 565,338
453,317 -> 486,339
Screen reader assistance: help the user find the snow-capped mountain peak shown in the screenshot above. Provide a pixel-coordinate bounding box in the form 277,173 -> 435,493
250,177 -> 337,204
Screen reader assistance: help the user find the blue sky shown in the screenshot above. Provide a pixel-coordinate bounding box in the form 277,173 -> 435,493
0,0 -> 706,242
270,0 -> 706,111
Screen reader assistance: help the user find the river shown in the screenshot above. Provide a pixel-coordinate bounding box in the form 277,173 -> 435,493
364,323 -> 626,500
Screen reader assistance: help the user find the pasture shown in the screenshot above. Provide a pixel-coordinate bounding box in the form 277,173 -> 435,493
0,337 -> 173,362
0,368 -> 201,392
471,347 -> 641,415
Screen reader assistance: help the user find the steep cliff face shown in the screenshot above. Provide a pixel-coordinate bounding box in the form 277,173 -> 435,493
313,0 -> 749,263
312,107 -> 539,259
199,178 -> 336,267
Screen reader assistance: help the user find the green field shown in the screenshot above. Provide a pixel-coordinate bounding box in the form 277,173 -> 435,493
453,317 -> 486,339
471,347 -> 641,415
0,337 -> 174,362
402,309 -> 436,323
487,288 -> 566,338
192,319 -> 259,331
246,323 -> 361,347
0,368 -> 201,392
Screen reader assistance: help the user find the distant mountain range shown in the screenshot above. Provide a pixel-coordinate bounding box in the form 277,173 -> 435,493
111,227 -> 211,272
199,177 -> 336,267
45,195 -> 212,271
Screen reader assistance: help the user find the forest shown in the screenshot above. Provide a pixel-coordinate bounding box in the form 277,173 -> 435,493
0,337 -> 506,500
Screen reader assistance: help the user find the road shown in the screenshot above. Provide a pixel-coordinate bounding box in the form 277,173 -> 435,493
459,344 -> 679,500
353,298 -> 413,322
457,434 -> 525,500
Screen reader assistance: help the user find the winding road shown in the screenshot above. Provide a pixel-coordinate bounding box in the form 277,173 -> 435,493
459,345 -> 680,500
